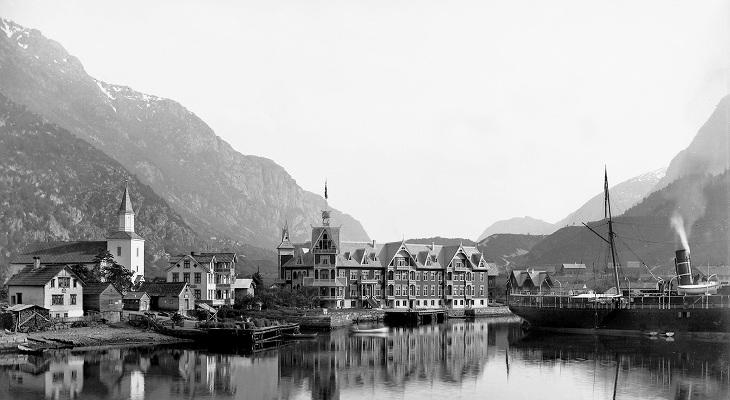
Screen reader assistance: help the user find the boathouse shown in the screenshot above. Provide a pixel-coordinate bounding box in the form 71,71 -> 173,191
138,282 -> 194,315
123,291 -> 150,312
83,282 -> 123,322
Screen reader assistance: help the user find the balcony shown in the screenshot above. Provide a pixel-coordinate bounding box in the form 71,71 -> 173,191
302,277 -> 347,287
359,278 -> 380,284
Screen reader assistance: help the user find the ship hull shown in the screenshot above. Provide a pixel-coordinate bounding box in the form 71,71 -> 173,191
509,305 -> 730,340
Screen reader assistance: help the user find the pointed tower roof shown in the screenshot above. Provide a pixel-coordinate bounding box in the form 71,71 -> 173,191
118,182 -> 135,214
277,221 -> 295,250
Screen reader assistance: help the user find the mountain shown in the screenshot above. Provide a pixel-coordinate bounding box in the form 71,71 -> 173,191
477,234 -> 546,268
656,96 -> 730,189
554,168 -> 666,228
518,171 -> 729,268
0,18 -> 369,252
516,96 -> 730,269
406,237 -> 477,247
0,92 -> 199,277
477,217 -> 555,241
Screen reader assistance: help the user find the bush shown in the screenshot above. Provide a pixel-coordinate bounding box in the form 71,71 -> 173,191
71,321 -> 88,328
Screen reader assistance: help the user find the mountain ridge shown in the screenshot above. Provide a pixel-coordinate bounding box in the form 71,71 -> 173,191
0,18 -> 369,253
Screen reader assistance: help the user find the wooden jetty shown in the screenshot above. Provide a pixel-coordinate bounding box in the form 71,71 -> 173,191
159,322 -> 301,350
384,309 -> 446,325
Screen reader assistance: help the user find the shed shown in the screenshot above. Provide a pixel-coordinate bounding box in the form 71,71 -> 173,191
138,282 -> 194,315
123,291 -> 151,312
6,304 -> 50,332
83,282 -> 123,322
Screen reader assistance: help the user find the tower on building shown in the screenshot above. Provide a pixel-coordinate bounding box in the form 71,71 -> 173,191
106,182 -> 145,283
277,221 -> 295,279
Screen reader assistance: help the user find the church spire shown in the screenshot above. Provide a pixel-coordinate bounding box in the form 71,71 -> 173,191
117,181 -> 135,233
118,181 -> 135,215
278,220 -> 294,250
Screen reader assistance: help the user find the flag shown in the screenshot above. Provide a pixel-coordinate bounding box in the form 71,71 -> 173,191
324,180 -> 328,200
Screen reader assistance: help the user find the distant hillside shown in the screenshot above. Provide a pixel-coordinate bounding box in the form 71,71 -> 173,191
477,217 -> 555,241
656,96 -> 730,189
555,168 -> 666,228
0,92 -> 198,277
477,234 -> 546,268
406,237 -> 477,247
0,18 -> 369,252
518,172 -> 730,269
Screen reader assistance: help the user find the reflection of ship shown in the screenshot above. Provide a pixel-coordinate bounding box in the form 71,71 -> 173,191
508,171 -> 730,339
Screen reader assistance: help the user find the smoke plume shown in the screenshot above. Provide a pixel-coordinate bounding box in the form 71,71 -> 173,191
670,212 -> 690,252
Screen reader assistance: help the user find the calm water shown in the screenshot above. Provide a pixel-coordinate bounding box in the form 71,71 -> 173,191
1,318 -> 729,400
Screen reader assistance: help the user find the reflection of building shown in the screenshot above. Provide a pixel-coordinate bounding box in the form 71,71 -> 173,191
6,354 -> 84,399
278,213 -> 498,309
279,320 -> 496,400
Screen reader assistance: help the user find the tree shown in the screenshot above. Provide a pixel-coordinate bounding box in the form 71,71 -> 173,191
72,250 -> 134,291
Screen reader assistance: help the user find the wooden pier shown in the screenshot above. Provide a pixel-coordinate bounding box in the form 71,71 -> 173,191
384,309 -> 446,325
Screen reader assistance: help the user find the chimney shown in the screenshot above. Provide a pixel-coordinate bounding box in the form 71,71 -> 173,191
33,256 -> 40,269
190,251 -> 197,257
675,249 -> 693,286
372,239 -> 376,248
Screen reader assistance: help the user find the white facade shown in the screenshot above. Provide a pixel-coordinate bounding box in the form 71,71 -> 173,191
107,238 -> 145,283
107,184 -> 145,283
8,268 -> 84,318
166,253 -> 237,306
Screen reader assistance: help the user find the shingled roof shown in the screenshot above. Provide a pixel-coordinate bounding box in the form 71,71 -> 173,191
11,241 -> 108,265
118,183 -> 134,214
6,265 -> 82,286
83,282 -> 122,296
139,282 -> 188,296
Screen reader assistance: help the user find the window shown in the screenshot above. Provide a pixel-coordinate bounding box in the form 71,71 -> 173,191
183,273 -> 190,283
431,272 -> 435,281
10,295 -> 15,305
395,286 -> 401,296
172,272 -> 179,282
137,248 -> 140,257
431,285 -> 435,296
321,257 -> 329,265
194,273 -> 201,284
72,279 -> 77,288
350,270 -> 358,280
286,271 -> 292,280
415,286 -> 420,296
58,277 -> 70,288
117,247 -> 122,256
374,271 -> 381,280
52,295 -> 64,305
455,261 -> 463,269
350,288 -> 357,297
184,260 -> 191,269
50,279 -> 55,288
70,294 -> 77,305
480,285 -> 484,296
438,286 -> 442,296
194,290 -> 201,299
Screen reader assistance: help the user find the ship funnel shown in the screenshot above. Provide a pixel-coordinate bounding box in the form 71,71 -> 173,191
674,249 -> 693,286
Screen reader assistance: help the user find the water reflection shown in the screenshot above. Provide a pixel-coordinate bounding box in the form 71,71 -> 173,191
0,318 -> 728,400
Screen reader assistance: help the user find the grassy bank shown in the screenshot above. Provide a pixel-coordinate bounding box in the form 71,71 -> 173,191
25,322 -> 190,350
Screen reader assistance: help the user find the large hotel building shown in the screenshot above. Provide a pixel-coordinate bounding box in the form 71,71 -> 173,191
277,211 -> 498,309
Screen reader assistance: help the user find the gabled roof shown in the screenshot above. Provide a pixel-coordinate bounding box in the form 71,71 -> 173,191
200,252 -> 237,263
6,265 -> 82,286
7,304 -> 48,312
106,231 -> 144,240
123,291 -> 150,300
233,278 -> 254,289
83,282 -> 122,297
311,226 -> 341,251
11,241 -> 108,265
139,282 -> 188,296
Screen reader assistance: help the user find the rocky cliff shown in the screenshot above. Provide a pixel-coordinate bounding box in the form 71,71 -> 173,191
0,18 -> 370,251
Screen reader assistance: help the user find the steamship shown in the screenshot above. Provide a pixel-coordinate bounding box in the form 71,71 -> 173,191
507,171 -> 730,340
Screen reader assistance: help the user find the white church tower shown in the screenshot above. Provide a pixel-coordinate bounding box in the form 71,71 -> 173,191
106,183 -> 145,283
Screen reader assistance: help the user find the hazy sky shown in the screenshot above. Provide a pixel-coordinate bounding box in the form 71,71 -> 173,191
2,0 -> 728,241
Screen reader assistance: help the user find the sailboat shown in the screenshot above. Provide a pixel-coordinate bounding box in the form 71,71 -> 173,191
507,170 -> 730,340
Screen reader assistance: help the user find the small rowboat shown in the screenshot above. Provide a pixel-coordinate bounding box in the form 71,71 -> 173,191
351,327 -> 389,334
17,344 -> 45,355
283,333 -> 318,340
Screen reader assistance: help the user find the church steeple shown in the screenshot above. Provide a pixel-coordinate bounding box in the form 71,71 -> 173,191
277,220 -> 294,250
117,182 -> 135,233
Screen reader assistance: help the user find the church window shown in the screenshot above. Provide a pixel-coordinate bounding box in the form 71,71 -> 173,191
136,248 -> 139,257
117,247 -> 122,257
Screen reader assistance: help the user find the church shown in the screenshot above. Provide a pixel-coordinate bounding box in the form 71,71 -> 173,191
8,184 -> 146,284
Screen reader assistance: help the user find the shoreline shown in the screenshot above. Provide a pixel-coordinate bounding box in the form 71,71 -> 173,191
14,323 -> 191,352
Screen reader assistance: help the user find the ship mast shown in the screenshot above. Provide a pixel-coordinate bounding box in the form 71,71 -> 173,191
604,168 -> 621,294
